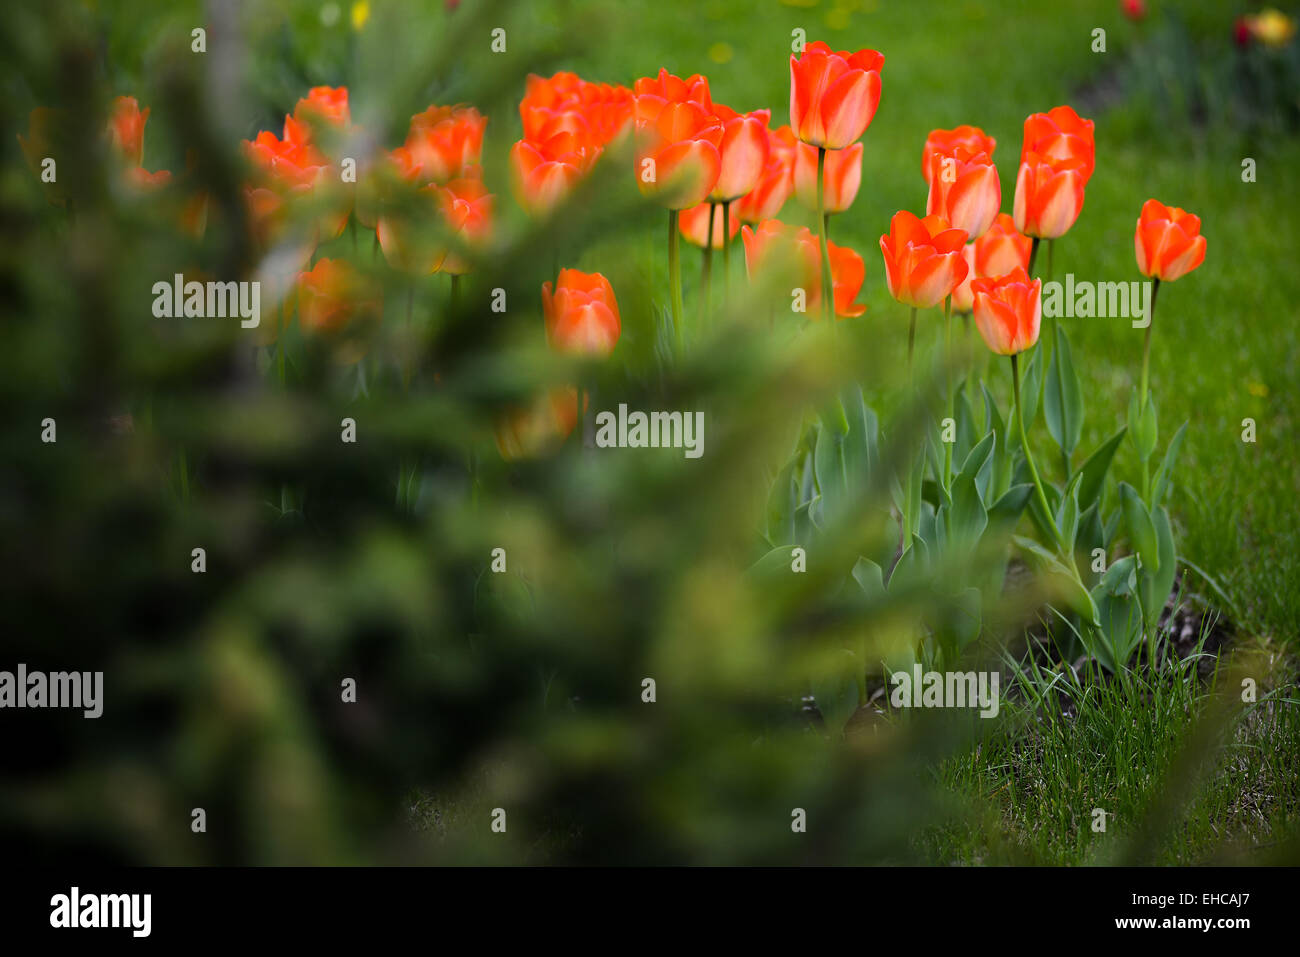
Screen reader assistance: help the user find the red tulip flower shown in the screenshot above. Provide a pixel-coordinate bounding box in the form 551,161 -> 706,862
741,219 -> 865,318
709,104 -> 770,202
1012,150 -> 1087,240
510,131 -> 599,216
1020,105 -> 1095,184
1134,199 -> 1206,282
400,104 -> 488,184
543,268 -> 621,357
974,212 -> 1033,280
879,210 -> 969,309
951,244 -> 978,313
789,41 -> 884,149
793,140 -> 862,214
634,91 -> 723,210
736,125 -> 796,224
108,96 -> 149,166
970,267 -> 1042,356
921,125 -> 996,183
925,145 -> 1000,240
293,86 -> 351,129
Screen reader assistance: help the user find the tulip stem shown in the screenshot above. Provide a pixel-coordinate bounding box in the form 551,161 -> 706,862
1139,278 -> 1159,410
702,204 -> 715,327
1027,237 -> 1041,278
944,295 -> 954,490
907,306 -> 917,375
668,209 -> 684,354
816,147 -> 834,323
1013,352 -> 1066,554
722,202 -> 731,304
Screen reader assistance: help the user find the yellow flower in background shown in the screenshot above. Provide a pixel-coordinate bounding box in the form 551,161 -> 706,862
1246,8 -> 1296,48
350,0 -> 370,31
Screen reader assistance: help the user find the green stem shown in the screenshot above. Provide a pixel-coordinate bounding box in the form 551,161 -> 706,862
702,203 -> 715,327
1026,237 -> 1040,278
944,295 -> 953,490
1012,352 -> 1065,553
816,147 -> 834,323
668,209 -> 684,354
907,306 -> 917,376
722,201 -> 731,304
1139,279 -> 1160,502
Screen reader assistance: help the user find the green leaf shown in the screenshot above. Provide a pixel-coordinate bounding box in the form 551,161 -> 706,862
1119,482 -> 1159,573
1044,327 -> 1084,458
1013,535 -> 1100,626
1056,474 -> 1080,551
988,483 -> 1032,527
1127,390 -> 1158,462
1075,427 -> 1126,513
1021,344 -> 1043,430
1151,421 -> 1187,510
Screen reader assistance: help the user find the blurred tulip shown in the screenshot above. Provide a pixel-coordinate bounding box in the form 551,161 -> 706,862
509,132 -> 599,216
293,86 -> 351,129
633,68 -> 714,114
633,93 -> 723,209
1134,199 -> 1207,282
741,219 -> 865,318
436,177 -> 494,276
543,269 -> 621,357
108,96 -> 149,166
735,125 -> 796,224
1020,105 -> 1095,183
709,104 -> 770,202
496,387 -> 581,461
1244,9 -> 1297,47
925,145 -> 1000,240
520,72 -> 634,146
789,41 -> 884,149
296,258 -> 382,363
397,105 -> 488,185
793,140 -> 862,214
970,267 -> 1042,356
879,210 -> 969,309
680,200 -> 740,249
921,125 -> 996,183
974,213 -> 1032,280
1121,0 -> 1147,22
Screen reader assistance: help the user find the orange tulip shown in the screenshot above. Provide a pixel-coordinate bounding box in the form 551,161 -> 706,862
108,96 -> 149,166
436,177 -> 494,276
951,244 -> 978,313
633,90 -> 723,210
921,125 -> 996,183
1133,199 -> 1206,282
741,219 -> 865,318
543,268 -> 621,357
970,267 -> 1042,356
879,210 -> 969,309
125,166 -> 172,190
974,213 -> 1032,280
520,72 -> 633,146
633,68 -> 713,114
399,104 -> 487,184
243,117 -> 349,240
496,387 -> 582,461
296,258 -> 382,363
793,140 -> 862,214
709,104 -> 770,202
510,131 -> 599,216
376,179 -> 492,276
924,145 -> 1000,240
789,41 -> 884,149
293,86 -> 351,129
736,125 -> 796,224
680,200 -> 740,249
1012,150 -> 1087,240
1020,105 -> 1094,184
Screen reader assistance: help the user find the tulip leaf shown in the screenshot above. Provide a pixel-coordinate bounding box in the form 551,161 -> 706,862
1076,427 -> 1127,513
1127,390 -> 1159,462
1044,327 -> 1084,459
1119,482 -> 1159,573
1151,421 -> 1188,510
